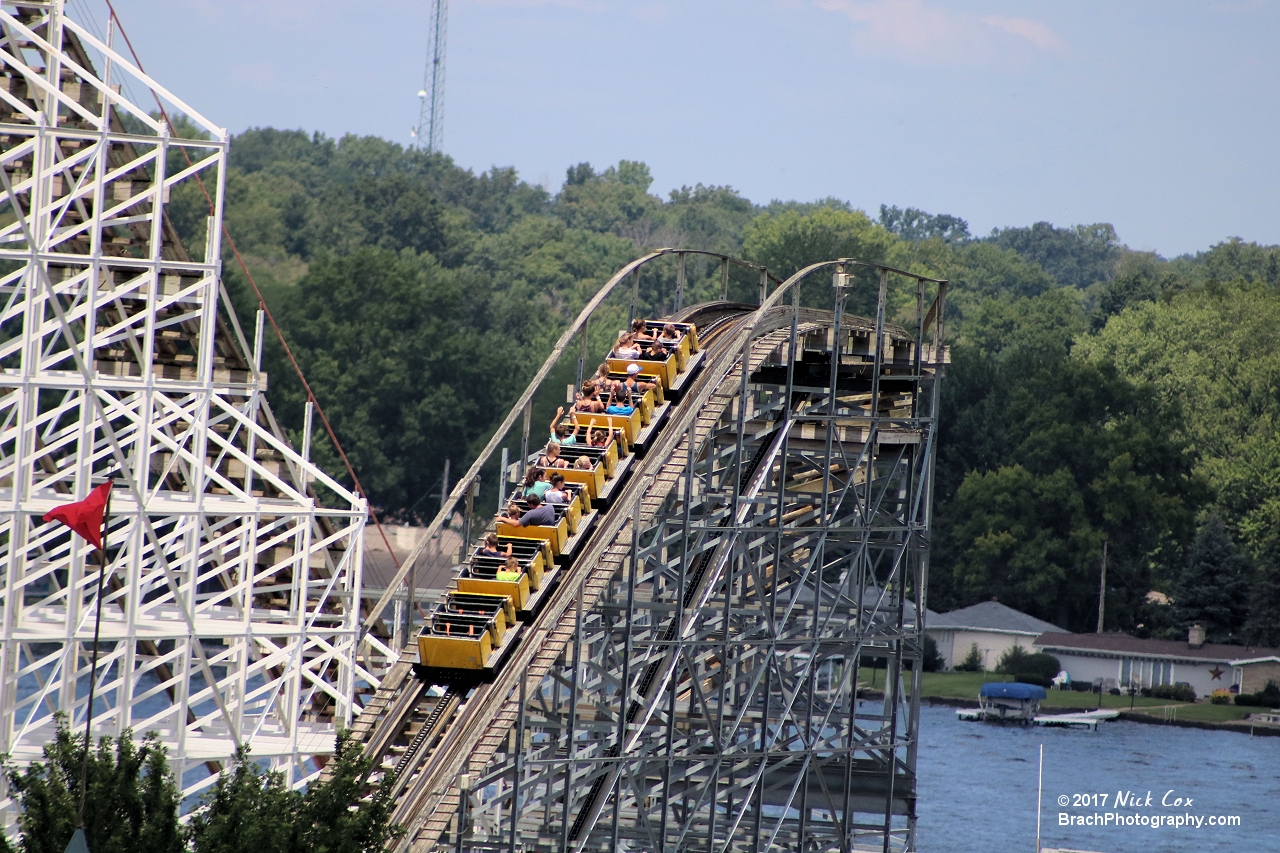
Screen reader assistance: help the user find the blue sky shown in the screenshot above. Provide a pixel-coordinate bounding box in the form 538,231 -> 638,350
97,0 -> 1280,256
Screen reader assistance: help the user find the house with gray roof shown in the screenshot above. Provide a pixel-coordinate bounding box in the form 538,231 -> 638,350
1034,628 -> 1280,698
926,600 -> 1068,671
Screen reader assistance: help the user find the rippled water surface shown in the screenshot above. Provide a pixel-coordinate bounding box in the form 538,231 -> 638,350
915,704 -> 1280,852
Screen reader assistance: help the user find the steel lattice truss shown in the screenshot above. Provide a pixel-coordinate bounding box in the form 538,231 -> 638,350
452,270 -> 945,853
0,1 -> 371,810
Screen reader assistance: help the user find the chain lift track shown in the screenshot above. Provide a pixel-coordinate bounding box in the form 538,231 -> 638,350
350,255 -> 948,853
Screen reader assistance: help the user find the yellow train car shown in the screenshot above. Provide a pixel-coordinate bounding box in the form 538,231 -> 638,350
457,572 -> 530,611
596,409 -> 641,444
561,465 -> 603,504
608,355 -> 676,390
417,591 -> 518,674
415,320 -> 698,680
497,515 -> 568,557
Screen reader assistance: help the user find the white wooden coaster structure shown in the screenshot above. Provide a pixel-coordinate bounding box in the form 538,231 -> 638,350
0,0 -> 373,812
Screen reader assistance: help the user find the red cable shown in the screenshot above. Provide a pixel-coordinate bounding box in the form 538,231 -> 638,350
100,3 -> 422,612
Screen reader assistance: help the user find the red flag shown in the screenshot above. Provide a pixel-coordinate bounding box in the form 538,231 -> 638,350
44,481 -> 112,550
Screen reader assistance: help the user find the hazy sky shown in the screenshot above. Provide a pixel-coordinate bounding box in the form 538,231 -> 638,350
94,0 -> 1279,257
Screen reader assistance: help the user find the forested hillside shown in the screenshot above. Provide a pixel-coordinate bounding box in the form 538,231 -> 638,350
212,128 -> 1280,643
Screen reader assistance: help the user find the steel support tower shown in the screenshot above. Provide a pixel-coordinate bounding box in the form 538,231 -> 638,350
454,265 -> 944,852
0,1 -> 370,811
353,253 -> 947,853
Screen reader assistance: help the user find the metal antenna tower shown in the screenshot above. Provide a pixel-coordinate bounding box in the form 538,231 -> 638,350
413,0 -> 449,151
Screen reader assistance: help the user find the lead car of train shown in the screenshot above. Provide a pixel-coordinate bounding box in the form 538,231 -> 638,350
413,320 -> 701,686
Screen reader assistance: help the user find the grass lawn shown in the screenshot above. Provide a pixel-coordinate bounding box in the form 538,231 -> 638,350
1127,702 -> 1253,723
1040,691 -> 1173,711
889,670 -> 1249,715
859,668 -> 1004,698
914,670 -> 1006,700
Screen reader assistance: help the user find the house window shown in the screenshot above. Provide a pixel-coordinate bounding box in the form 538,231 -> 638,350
1120,658 -> 1132,684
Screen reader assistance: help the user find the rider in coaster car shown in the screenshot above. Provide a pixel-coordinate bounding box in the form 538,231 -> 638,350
517,493 -> 557,527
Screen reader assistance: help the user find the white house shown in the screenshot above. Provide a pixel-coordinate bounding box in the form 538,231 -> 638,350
1227,654 -> 1280,696
1033,629 -> 1280,698
926,601 -> 1068,671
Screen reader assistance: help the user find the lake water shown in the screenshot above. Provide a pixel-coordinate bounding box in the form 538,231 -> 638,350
914,704 -> 1280,852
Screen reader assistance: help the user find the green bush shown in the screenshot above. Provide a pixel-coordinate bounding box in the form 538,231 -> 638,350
1013,673 -> 1052,688
1146,683 -> 1196,702
1235,680 -> 1280,707
995,646 -> 1060,681
188,731 -> 402,853
953,643 -> 984,672
3,716 -> 183,853
2,719 -> 403,853
922,634 -> 945,672
1211,694 -> 1231,705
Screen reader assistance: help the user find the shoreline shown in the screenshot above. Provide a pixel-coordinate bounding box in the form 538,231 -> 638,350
902,693 -> 1280,737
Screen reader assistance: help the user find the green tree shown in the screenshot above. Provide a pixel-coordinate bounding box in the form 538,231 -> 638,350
954,643 -> 983,672
220,129 -> 550,295
1078,280 -> 1280,550
295,731 -> 400,853
228,130 -> 548,240
942,465 -> 1092,625
269,247 -> 529,514
987,221 -> 1121,288
878,204 -> 970,243
741,207 -> 897,314
188,735 -> 400,853
468,215 -> 636,323
1199,237 -> 1280,286
891,239 -> 1057,327
742,206 -> 895,281
1243,534 -> 1280,647
949,242 -> 1055,301
555,161 -> 660,234
187,748 -> 297,853
995,646 -> 1060,680
662,184 -> 756,257
761,197 -> 852,218
4,718 -> 182,853
1174,516 -> 1250,643
921,634 -> 945,672
1087,250 -> 1179,329
933,289 -> 1199,628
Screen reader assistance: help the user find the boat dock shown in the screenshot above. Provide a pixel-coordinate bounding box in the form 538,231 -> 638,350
956,707 -> 1120,729
1032,709 -> 1120,730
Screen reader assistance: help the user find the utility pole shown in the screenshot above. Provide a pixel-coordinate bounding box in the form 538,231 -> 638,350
498,447 -> 509,511
1096,541 -> 1107,633
440,458 -> 451,515
413,0 -> 449,151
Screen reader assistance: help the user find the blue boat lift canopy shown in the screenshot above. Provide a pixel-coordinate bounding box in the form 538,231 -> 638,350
980,682 -> 1047,700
